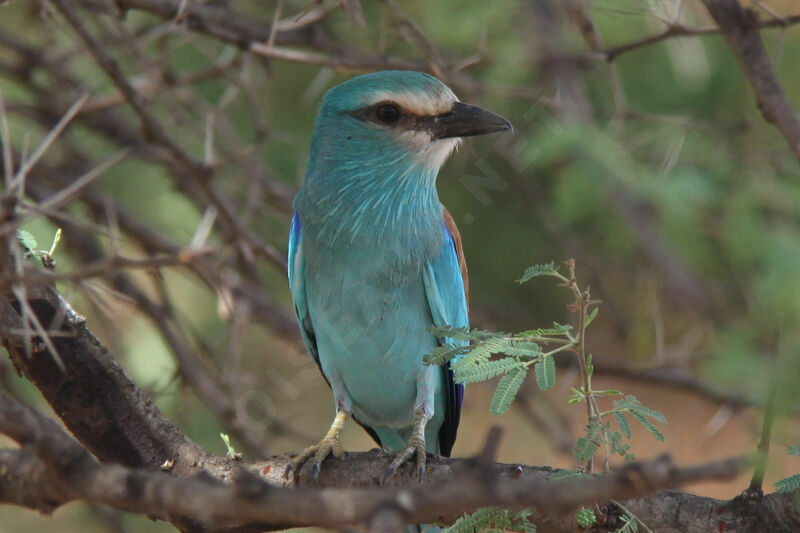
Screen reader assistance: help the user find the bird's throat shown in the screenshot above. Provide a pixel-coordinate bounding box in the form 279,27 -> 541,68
296,159 -> 445,269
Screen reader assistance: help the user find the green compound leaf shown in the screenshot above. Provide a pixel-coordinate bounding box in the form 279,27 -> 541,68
490,365 -> 528,415
502,340 -> 543,358
425,343 -> 470,365
534,356 -> 556,390
628,410 -> 665,442
515,322 -> 573,338
775,473 -> 800,493
428,326 -> 499,342
517,261 -> 559,284
788,446 -> 800,457
573,435 -> 600,462
454,357 -> 525,385
614,411 -> 632,439
609,430 -> 632,458
458,338 -> 510,367
511,509 -> 537,533
613,395 -> 667,425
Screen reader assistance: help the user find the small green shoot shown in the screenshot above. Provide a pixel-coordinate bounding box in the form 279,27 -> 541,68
220,433 -> 242,460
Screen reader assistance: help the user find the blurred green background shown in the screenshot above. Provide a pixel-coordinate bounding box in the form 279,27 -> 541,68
1,0 -> 799,531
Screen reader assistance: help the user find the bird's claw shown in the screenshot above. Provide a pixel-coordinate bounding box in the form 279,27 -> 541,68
284,435 -> 345,483
381,435 -> 426,485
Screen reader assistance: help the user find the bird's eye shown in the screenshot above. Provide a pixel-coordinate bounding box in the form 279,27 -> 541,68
375,104 -> 401,124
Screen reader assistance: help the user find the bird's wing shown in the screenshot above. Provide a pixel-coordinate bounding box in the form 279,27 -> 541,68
443,207 -> 469,307
288,212 -> 321,368
423,206 -> 469,457
288,212 -> 383,447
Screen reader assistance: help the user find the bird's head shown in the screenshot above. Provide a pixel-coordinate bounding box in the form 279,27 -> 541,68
306,70 -> 512,177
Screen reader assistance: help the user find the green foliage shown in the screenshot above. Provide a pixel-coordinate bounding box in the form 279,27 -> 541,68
428,327 -> 498,343
608,430 -> 633,460
612,396 -> 667,425
574,434 -> 601,462
490,365 -> 528,415
219,433 -> 241,460
574,421 -> 603,462
502,341 -> 543,358
17,228 -> 62,264
613,411 -> 632,439
534,356 -> 555,390
454,357 -> 525,385
444,507 -> 536,533
775,447 -> 800,493
614,510 -> 640,533
459,338 -> 515,368
774,474 -> 800,493
515,323 -> 573,338
584,307 -> 599,328
611,395 -> 666,442
425,343 -> 471,366
428,317 -> 572,416
627,412 -> 665,443
517,261 -> 559,284
432,260 -> 666,533
575,507 -> 596,527
428,262 -> 667,532
17,229 -> 38,252
510,510 -> 537,533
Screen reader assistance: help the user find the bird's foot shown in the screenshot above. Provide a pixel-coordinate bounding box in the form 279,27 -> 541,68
382,409 -> 429,485
382,434 -> 426,484
285,410 -> 348,482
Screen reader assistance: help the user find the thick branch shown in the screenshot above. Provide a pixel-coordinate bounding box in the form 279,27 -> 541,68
1,272 -> 798,531
700,1 -> 800,160
0,393 -> 763,531
0,278 -> 225,477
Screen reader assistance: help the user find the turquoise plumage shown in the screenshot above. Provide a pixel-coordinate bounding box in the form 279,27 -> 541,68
286,71 -> 511,486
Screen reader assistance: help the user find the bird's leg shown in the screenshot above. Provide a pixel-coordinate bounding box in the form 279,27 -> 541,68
382,407 -> 430,484
285,409 -> 349,482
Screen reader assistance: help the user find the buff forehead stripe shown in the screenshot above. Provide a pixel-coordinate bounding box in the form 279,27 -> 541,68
366,88 -> 458,117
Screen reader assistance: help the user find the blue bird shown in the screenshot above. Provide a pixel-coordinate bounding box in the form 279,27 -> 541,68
286,71 -> 512,484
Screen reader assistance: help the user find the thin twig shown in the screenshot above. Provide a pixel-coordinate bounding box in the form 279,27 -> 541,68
9,93 -> 89,191
597,13 -> 800,62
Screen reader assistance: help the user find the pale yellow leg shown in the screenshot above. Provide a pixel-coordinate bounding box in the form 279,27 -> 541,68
285,410 -> 349,482
382,408 -> 429,484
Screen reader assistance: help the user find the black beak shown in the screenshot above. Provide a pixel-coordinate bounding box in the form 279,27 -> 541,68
427,101 -> 513,140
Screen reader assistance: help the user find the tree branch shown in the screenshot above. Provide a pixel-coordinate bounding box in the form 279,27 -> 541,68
0,392 -> 763,531
53,0 -> 287,272
700,1 -> 800,161
600,14 -> 800,62
0,266 -> 797,532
